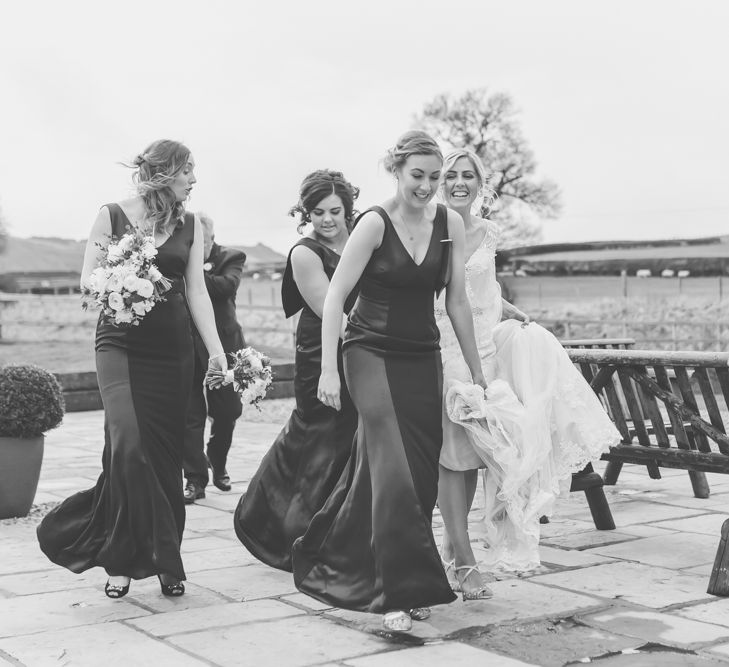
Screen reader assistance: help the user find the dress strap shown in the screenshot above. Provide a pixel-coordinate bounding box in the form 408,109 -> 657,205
435,204 -> 451,296
104,203 -> 133,239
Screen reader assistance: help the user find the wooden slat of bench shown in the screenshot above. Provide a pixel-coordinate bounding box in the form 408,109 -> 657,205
633,365 -> 670,447
603,444 -> 729,474
674,366 -> 713,453
696,368 -> 729,455
716,367 -> 729,409
653,365 -> 693,451
617,368 -> 651,446
568,349 -> 729,368
590,366 -> 631,443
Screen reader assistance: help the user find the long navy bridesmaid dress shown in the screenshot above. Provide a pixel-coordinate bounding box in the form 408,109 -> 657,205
234,236 -> 358,571
292,205 -> 457,613
37,203 -> 194,582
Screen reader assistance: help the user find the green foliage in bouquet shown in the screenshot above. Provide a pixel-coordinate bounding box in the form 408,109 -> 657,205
0,364 -> 65,438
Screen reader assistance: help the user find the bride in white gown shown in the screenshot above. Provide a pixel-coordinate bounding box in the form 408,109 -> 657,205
434,149 -> 620,597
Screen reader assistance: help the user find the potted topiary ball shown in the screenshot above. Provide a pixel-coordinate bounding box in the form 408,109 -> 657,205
0,364 -> 65,519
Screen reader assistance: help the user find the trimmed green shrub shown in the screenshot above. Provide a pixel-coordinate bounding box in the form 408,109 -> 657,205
0,364 -> 65,438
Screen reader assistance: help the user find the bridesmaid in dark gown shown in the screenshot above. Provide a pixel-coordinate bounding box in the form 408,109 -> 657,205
234,170 -> 359,571
292,131 -> 488,632
37,140 -> 228,598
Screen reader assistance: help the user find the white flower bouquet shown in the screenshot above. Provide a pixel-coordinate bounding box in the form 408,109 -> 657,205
205,347 -> 274,410
82,229 -> 171,326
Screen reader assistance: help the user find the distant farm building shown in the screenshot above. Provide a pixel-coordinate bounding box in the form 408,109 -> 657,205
0,236 -> 287,294
498,236 -> 729,276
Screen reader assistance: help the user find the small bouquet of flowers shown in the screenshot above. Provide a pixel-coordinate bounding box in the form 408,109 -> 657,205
82,229 -> 171,327
206,347 -> 274,410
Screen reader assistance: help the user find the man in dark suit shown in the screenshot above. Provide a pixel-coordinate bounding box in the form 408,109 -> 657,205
183,214 -> 246,503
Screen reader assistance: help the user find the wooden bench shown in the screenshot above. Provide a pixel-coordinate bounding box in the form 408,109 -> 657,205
561,337 -> 636,350
565,347 -> 729,595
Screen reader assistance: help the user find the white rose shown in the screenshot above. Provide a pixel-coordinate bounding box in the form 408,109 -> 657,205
131,301 -> 148,316
135,279 -> 154,298
141,239 -> 157,260
106,270 -> 124,292
115,310 -> 134,324
123,273 -> 140,292
147,265 -> 162,282
108,291 -> 125,311
119,235 -> 135,251
107,244 -> 125,263
88,267 -> 110,293
248,355 -> 263,372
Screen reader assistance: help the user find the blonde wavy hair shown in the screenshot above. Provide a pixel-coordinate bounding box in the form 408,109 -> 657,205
128,139 -> 191,233
441,148 -> 497,216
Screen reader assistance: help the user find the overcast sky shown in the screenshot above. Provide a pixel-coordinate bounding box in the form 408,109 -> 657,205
1,0 -> 727,254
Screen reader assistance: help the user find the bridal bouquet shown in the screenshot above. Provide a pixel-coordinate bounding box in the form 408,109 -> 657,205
205,347 -> 274,410
82,229 -> 171,327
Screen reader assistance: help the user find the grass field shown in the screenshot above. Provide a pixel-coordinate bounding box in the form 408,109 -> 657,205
3,275 -> 729,372
501,275 -> 727,310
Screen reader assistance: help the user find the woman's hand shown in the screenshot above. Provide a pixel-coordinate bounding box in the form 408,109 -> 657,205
206,353 -> 229,390
472,371 -> 488,392
317,370 -> 341,411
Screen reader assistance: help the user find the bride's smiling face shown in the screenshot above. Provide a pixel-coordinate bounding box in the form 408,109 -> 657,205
442,156 -> 480,209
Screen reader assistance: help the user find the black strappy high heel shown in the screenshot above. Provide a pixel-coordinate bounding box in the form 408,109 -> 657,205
158,575 -> 185,597
104,579 -> 130,599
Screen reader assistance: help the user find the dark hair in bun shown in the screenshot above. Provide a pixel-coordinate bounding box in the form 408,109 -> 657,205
382,130 -> 442,174
289,169 -> 360,234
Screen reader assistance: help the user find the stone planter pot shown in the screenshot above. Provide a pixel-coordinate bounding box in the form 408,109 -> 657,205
0,435 -> 44,519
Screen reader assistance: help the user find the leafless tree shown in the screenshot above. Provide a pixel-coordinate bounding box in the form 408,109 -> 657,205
415,88 -> 561,248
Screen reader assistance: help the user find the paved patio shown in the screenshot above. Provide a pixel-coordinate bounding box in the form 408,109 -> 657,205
3,405 -> 729,665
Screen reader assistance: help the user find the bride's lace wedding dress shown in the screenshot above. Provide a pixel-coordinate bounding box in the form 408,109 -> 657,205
434,223 -> 620,571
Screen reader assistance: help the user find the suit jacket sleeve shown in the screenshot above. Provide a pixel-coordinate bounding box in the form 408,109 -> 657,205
204,249 -> 246,299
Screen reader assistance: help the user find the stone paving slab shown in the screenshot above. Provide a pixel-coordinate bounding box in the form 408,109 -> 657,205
180,534 -> 238,554
541,529 -> 641,551
588,532 -> 718,569
461,617 -> 641,667
0,622 -> 207,666
0,561 -> 102,595
182,544 -> 260,573
538,544 -> 616,568
0,539 -> 60,576
167,614 -> 390,666
616,523 -> 679,538
0,587 -> 149,638
336,642 -> 537,666
652,512 -> 729,536
127,598 -> 304,636
122,579 -> 230,613
281,592 -> 335,612
675,599 -> 729,628
532,562 -> 714,608
191,563 -> 298,601
423,579 -> 603,635
609,500 -> 709,525
580,608 -> 729,648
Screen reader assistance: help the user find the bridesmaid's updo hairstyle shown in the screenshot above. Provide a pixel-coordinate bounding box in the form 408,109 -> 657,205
289,169 -> 360,234
382,130 -> 443,175
441,148 -> 497,213
127,139 -> 192,234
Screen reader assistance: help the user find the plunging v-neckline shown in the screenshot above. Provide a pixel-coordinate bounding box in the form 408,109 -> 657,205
379,207 -> 437,268
114,203 -> 174,250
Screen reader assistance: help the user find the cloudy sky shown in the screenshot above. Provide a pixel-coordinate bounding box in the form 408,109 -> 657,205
1,0 -> 727,254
